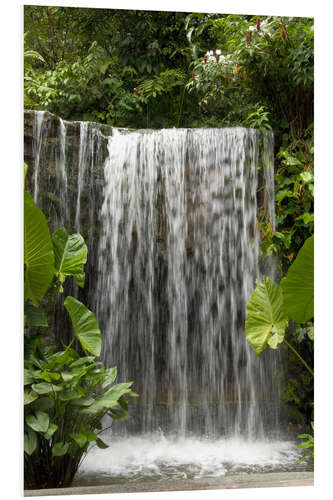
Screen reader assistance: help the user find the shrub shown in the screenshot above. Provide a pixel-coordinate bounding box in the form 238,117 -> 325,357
24,165 -> 137,488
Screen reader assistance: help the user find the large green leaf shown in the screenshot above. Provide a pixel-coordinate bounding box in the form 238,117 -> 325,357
69,433 -> 88,448
281,235 -> 314,323
82,382 -> 134,414
52,227 -> 87,288
52,442 -> 70,457
64,296 -> 101,356
96,438 -> 109,449
24,191 -> 55,305
24,388 -> 39,405
102,382 -> 134,403
59,391 -> 81,401
26,411 -> 50,433
31,382 -> 62,394
110,408 -> 129,420
245,276 -> 289,355
80,399 -> 119,414
102,366 -> 117,388
40,371 -> 61,383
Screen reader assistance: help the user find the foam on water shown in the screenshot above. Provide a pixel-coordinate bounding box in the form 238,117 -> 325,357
75,433 -> 308,484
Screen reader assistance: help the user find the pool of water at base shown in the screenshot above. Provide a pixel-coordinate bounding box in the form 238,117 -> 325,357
73,432 -> 313,486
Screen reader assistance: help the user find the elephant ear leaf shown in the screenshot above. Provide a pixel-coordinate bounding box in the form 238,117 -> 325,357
64,296 -> 101,356
52,227 -> 87,288
281,235 -> 314,324
24,191 -> 54,305
245,276 -> 288,355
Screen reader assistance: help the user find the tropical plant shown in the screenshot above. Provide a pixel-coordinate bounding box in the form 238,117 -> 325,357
245,235 -> 314,369
24,337 -> 136,488
258,129 -> 314,269
24,164 -> 138,488
244,106 -> 272,131
186,15 -> 313,135
296,421 -> 314,463
245,235 -> 314,459
23,6 -> 195,128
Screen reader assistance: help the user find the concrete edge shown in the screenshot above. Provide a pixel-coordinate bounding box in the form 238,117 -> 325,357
24,471 -> 314,496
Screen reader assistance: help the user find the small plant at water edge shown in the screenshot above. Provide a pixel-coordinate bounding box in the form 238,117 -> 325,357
24,336 -> 137,488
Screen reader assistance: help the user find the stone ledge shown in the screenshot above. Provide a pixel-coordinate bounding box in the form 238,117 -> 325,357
24,471 -> 314,496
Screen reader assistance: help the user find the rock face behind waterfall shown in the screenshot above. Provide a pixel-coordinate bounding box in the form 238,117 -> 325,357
24,109 -> 283,440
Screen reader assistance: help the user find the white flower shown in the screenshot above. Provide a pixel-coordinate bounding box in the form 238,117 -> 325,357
216,49 -> 221,55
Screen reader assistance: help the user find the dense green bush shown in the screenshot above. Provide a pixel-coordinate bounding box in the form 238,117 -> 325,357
24,8 -> 314,255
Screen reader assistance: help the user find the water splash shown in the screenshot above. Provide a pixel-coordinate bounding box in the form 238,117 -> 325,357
74,432 -> 309,485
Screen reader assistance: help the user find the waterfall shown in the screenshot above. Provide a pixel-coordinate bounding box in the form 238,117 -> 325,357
95,126 -> 279,439
24,110 -> 281,441
26,110 -> 314,483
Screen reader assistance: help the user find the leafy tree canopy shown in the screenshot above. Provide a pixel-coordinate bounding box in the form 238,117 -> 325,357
24,7 -> 313,261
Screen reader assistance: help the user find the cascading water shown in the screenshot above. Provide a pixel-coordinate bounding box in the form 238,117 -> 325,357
32,110 -> 46,204
24,110 -> 311,487
96,127 -> 279,439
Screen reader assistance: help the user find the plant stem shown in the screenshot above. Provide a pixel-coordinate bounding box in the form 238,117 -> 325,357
284,339 -> 314,376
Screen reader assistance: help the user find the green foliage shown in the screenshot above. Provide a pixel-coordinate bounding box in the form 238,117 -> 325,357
24,8 -> 313,134
245,236 -> 314,373
24,338 -> 138,487
24,7 -> 194,128
245,236 -> 314,438
297,421 -> 314,463
24,166 -> 137,488
53,227 -> 87,289
260,131 -> 314,265
64,296 -> 101,357
24,191 -> 55,306
244,106 -> 272,131
137,69 -> 186,99
187,15 -> 313,134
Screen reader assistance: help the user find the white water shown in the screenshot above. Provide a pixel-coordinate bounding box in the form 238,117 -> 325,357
75,122 -> 89,233
56,118 -> 69,227
32,110 -> 45,203
75,433 -> 307,484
